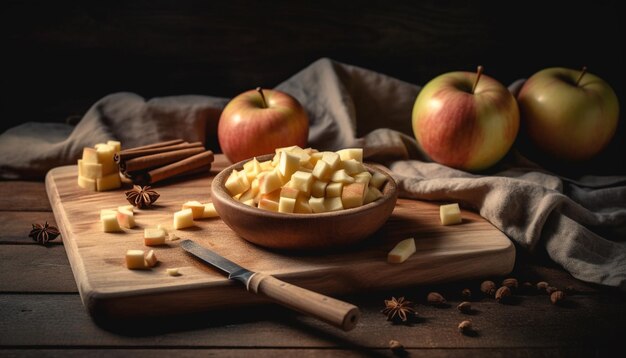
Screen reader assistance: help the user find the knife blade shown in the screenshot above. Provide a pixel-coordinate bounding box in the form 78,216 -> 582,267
180,239 -> 360,331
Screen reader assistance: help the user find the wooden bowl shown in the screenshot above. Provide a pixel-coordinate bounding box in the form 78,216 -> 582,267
211,154 -> 398,250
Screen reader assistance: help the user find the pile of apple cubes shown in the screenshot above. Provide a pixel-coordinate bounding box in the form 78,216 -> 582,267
225,146 -> 387,213
77,140 -> 122,191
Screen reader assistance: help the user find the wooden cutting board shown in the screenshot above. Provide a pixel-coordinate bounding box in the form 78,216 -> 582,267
46,156 -> 514,320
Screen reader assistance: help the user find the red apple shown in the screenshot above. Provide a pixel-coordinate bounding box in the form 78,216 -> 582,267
218,88 -> 309,163
517,67 -> 619,161
412,66 -> 520,171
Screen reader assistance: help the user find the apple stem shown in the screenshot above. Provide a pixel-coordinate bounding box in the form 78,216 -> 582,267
471,65 -> 484,94
575,66 -> 588,86
256,87 -> 268,108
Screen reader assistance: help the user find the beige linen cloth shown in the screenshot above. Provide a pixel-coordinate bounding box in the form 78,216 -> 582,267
1,58 -> 625,289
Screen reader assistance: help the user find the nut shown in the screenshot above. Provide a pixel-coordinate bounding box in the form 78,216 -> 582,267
480,280 -> 497,296
389,339 -> 405,354
495,286 -> 511,303
550,290 -> 566,305
427,292 -> 446,306
536,281 -> 549,291
458,320 -> 472,334
461,288 -> 472,300
457,301 -> 472,314
502,278 -> 519,290
546,286 -> 558,295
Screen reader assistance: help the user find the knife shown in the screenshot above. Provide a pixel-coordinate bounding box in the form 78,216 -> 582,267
180,239 -> 360,331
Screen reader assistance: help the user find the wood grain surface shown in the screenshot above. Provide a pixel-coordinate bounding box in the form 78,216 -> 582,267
1,179 -> 623,356
45,159 -> 514,320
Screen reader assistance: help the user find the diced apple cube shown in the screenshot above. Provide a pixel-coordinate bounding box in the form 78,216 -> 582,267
144,227 -> 166,246
182,200 -> 205,219
340,159 -> 366,175
166,268 -> 180,276
309,152 -> 323,166
354,171 -> 372,186
278,151 -> 300,178
291,171 -> 313,194
308,196 -> 326,213
126,250 -> 146,269
311,180 -> 327,198
225,169 -> 249,196
364,186 -> 383,204
100,209 -> 118,220
102,214 -> 123,232
326,182 -> 343,197
324,197 -> 344,212
259,160 -> 274,171
336,148 -> 363,162
106,140 -> 122,153
387,238 -> 416,264
243,157 -> 262,176
278,197 -> 296,213
258,198 -> 279,212
202,203 -> 220,218
312,159 -> 332,180
370,171 -> 387,190
78,159 -> 103,179
78,175 -> 97,190
96,144 -> 116,175
331,169 -> 355,184
321,151 -> 340,170
294,197 -> 313,213
341,182 -> 366,209
440,203 -> 462,225
96,172 -> 121,191
173,208 -> 194,229
82,147 -> 99,164
145,249 -> 158,267
116,208 -> 135,229
259,170 -> 282,194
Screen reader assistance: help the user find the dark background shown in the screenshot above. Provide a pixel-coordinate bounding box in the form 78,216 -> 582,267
2,0 -> 624,174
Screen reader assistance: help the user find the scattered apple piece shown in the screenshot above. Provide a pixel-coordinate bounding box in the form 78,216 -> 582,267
144,249 -> 158,267
102,214 -> 122,233
116,208 -> 135,229
173,208 -> 194,229
440,203 -> 462,225
387,238 -> 416,264
182,200 -> 205,219
125,250 -> 146,269
166,268 -> 181,276
202,203 -> 220,218
144,227 -> 166,246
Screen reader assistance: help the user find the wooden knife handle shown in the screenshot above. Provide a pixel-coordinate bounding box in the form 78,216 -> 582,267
247,273 -> 360,331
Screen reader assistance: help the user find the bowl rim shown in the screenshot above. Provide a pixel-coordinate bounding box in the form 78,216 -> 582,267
211,153 -> 398,220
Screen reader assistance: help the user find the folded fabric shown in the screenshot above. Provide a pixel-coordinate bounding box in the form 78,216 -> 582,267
1,58 -> 624,289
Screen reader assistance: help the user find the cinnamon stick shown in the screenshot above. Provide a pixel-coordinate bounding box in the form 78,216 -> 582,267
116,141 -> 203,163
146,150 -> 214,184
123,139 -> 185,152
120,147 -> 206,173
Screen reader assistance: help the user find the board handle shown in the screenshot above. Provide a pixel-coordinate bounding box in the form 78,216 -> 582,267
247,273 -> 360,331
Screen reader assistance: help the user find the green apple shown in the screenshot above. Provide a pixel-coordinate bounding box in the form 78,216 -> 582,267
517,67 -> 619,161
412,66 -> 520,171
218,88 -> 309,163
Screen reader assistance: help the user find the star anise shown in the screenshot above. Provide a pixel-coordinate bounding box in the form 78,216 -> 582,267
381,296 -> 416,323
125,185 -> 160,208
29,222 -> 60,245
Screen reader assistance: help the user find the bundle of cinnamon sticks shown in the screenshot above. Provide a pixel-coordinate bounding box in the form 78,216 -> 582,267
115,139 -> 214,185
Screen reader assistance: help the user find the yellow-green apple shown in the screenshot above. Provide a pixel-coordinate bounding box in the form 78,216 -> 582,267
412,66 -> 520,171
516,67 -> 619,161
218,87 -> 309,163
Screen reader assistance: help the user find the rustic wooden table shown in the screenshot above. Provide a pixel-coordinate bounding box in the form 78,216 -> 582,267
1,158 -> 624,357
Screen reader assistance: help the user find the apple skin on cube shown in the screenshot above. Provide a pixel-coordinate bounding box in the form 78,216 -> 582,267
387,238 -> 416,264
341,182 -> 366,209
116,209 -> 135,229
